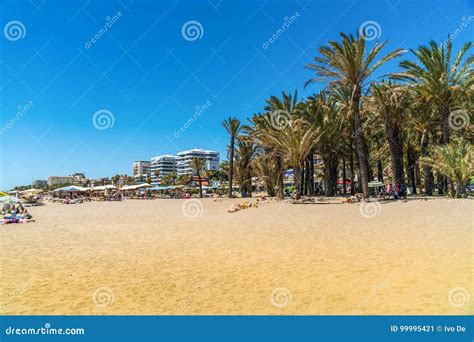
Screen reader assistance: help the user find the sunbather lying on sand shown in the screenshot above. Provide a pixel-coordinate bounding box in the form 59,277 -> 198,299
342,193 -> 363,203
1,218 -> 36,224
228,200 -> 260,213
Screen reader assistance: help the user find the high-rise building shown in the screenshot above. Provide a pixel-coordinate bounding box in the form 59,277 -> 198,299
176,149 -> 220,176
132,161 -> 151,178
150,155 -> 177,184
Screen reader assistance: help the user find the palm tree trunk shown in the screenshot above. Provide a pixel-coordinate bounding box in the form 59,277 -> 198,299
276,157 -> 284,199
305,157 -> 311,196
308,153 -> 314,196
322,153 -> 337,196
440,105 -> 451,145
377,160 -> 383,182
385,121 -> 405,187
364,139 -> 372,182
300,161 -> 305,196
342,155 -> 347,194
349,142 -> 355,195
228,137 -> 234,198
421,131 -> 434,196
437,105 -> 452,195
352,90 -> 370,198
415,162 -> 421,188
293,164 -> 302,200
455,181 -> 465,198
436,173 -> 444,195
197,172 -> 203,198
415,132 -> 422,188
406,145 -> 417,194
330,159 -> 338,195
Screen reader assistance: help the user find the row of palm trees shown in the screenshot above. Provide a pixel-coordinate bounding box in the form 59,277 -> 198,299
220,32 -> 472,199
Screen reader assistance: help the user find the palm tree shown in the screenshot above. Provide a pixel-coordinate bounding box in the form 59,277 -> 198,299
176,174 -> 191,186
191,157 -> 206,198
222,117 -> 241,198
245,113 -> 284,198
408,97 -> 438,195
251,153 -> 280,197
262,91 -> 306,198
421,138 -> 472,198
370,82 -> 412,187
111,174 -> 121,186
393,38 -> 473,144
305,32 -> 405,197
234,140 -> 256,197
255,114 -> 319,200
393,39 -> 473,194
304,92 -> 343,196
161,172 -> 177,186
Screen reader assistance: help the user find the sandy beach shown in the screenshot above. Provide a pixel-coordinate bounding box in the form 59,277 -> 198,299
0,198 -> 472,315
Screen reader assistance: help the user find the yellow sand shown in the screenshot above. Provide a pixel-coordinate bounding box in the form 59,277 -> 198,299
0,198 -> 472,315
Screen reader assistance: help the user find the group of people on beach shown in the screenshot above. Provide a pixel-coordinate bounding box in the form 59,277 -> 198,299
375,183 -> 407,200
1,203 -> 35,224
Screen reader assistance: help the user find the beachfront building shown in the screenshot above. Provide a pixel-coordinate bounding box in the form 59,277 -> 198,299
150,155 -> 177,184
32,179 -> 47,188
48,176 -> 76,186
176,149 -> 220,176
132,161 -> 151,178
71,172 -> 86,184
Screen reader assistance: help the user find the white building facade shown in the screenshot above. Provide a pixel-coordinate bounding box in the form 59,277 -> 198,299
176,149 -> 220,176
150,155 -> 177,183
132,161 -> 151,178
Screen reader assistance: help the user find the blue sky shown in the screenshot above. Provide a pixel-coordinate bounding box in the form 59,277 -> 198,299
1,0 -> 473,189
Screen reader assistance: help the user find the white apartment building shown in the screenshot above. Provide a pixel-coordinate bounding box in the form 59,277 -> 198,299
132,161 -> 151,178
150,155 -> 177,183
47,176 -> 76,186
176,149 -> 220,176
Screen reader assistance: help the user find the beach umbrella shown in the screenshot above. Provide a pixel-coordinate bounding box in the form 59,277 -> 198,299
0,196 -> 21,204
92,185 -> 117,191
21,188 -> 44,194
149,186 -> 171,191
54,186 -> 87,192
368,181 -> 384,188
